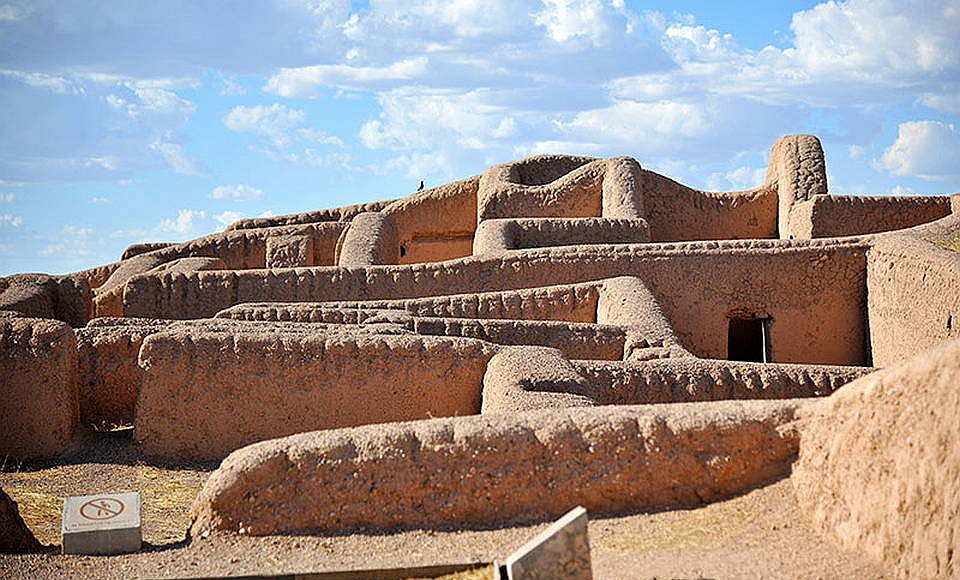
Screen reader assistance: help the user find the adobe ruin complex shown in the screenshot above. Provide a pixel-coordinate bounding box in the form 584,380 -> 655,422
1,134 -> 958,577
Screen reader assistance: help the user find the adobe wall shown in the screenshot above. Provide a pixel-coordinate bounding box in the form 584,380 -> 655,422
793,338 -> 960,579
640,243 -> 868,365
95,221 -> 348,302
641,172 -> 778,241
473,217 -> 649,255
787,194 -> 952,239
120,240 -> 868,356
0,318 -> 78,459
337,213 -> 399,266
766,134 -> 828,237
575,358 -> 874,405
413,318 -> 625,360
211,282 -> 603,324
596,276 -> 692,359
866,235 -> 960,366
0,274 -> 91,327
478,156 -> 602,220
481,346 -> 596,413
136,326 -> 497,460
228,199 -> 396,231
382,176 -> 480,264
190,399 -> 803,536
75,318 -> 167,429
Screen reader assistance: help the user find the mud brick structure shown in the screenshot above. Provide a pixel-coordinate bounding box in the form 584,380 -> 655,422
2,134 -> 959,577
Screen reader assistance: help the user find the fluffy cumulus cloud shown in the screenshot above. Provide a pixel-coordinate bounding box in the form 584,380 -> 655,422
876,120 -> 960,180
210,184 -> 264,202
224,103 -> 307,148
0,214 -> 23,227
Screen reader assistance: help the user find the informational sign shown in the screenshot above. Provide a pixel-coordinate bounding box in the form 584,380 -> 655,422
62,492 -> 141,555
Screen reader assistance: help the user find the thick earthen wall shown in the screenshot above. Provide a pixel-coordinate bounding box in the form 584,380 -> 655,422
0,318 -> 78,459
190,399 -> 803,536
136,329 -> 497,460
788,194 -> 952,239
641,172 -> 778,241
575,358 -> 874,405
866,235 -> 960,366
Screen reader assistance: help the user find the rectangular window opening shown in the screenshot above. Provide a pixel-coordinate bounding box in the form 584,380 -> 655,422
727,317 -> 771,363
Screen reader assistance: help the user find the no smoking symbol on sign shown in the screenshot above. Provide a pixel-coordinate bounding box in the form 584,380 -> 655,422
80,498 -> 125,521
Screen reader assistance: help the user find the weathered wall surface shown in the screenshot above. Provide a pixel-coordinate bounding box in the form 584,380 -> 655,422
641,172 -> 778,242
413,318 -> 625,360
641,244 -> 868,365
766,134 -> 828,237
191,399 -> 803,536
209,282 -> 603,324
867,235 -> 960,366
382,176 -> 479,264
136,327 -> 497,460
120,239 -> 868,359
0,318 -> 78,459
478,156 -> 602,220
0,274 -> 91,327
793,339 -> 960,579
575,358 -> 873,405
337,213 -> 399,266
473,217 -> 649,255
75,319 -> 166,428
481,346 -> 596,413
788,194 -> 952,239
228,199 -> 395,231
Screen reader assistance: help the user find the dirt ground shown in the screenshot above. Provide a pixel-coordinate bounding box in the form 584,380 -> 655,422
0,429 -> 888,580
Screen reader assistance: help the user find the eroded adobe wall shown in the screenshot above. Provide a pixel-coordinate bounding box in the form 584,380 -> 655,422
793,338 -> 960,579
120,241 -> 869,369
867,235 -> 960,366
478,156 -> 603,220
641,171 -> 778,241
0,318 -> 78,459
787,194 -> 952,239
382,176 -> 480,264
641,242 -> 868,365
575,358 -> 873,405
227,199 -> 396,230
75,318 -> 167,429
136,325 -> 497,460
473,217 -> 649,254
190,399 -> 803,536
0,274 -> 91,327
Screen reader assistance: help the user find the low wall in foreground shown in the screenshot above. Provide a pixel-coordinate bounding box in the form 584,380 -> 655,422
788,194 -> 952,239
191,399 -> 803,536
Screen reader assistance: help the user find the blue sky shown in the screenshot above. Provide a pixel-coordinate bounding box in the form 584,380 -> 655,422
0,0 -> 958,275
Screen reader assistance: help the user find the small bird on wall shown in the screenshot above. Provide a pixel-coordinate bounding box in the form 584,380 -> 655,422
417,180 -> 425,192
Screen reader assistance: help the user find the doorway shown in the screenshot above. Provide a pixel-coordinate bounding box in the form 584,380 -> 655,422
727,317 -> 771,363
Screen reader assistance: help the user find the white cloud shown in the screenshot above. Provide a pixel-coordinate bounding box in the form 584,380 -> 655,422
296,128 -> 345,147
210,184 -> 264,202
83,156 -> 120,171
224,103 -> 307,148
706,166 -> 766,190
0,193 -> 13,202
149,139 -> 204,175
89,197 -> 110,204
218,76 -> 247,96
0,69 -> 84,95
557,100 -> 711,146
920,93 -> 960,114
890,185 -> 914,195
0,214 -> 23,227
213,210 -> 244,228
154,209 -> 206,235
848,145 -> 867,159
265,57 -> 429,97
106,87 -> 195,118
876,120 -> 960,180
0,4 -> 26,22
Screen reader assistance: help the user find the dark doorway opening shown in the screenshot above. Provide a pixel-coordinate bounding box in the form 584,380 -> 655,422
727,317 -> 771,362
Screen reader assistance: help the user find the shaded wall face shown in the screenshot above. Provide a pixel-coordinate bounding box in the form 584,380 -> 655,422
642,247 -> 869,366
641,172 -> 779,242
788,195 -> 953,239
867,238 -> 960,366
399,236 -> 473,264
